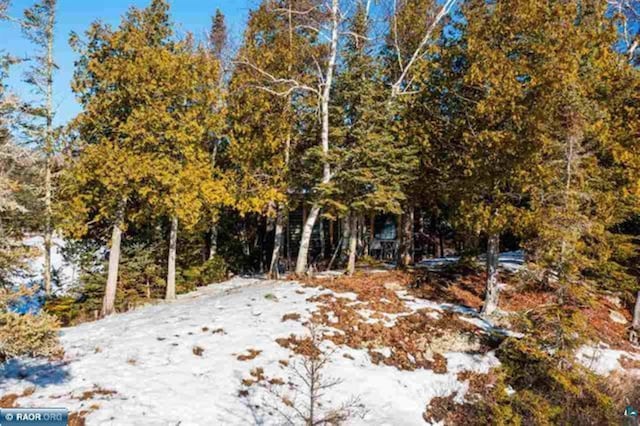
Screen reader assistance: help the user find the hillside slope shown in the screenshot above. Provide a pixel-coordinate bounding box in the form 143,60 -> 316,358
1,277 -> 501,425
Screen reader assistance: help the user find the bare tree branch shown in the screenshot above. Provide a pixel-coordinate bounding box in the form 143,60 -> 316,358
391,0 -> 458,97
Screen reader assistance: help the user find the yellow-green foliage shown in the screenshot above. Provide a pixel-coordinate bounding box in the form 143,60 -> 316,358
179,255 -> 228,289
0,312 -> 62,362
468,295 -> 617,425
477,338 -> 618,425
58,0 -> 233,239
0,289 -> 62,362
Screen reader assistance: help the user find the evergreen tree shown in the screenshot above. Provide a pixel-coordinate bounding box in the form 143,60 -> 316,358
21,0 -> 57,294
61,0 -> 229,314
328,4 -> 417,275
458,0 -> 639,317
231,0 -> 322,277
209,9 -> 227,61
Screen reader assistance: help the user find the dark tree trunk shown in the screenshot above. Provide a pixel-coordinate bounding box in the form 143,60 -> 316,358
398,206 -> 414,267
481,233 -> 500,316
347,213 -> 358,276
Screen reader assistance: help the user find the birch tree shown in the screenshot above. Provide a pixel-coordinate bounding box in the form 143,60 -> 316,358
326,3 -> 417,274
235,0 -> 346,276
229,1 -> 304,278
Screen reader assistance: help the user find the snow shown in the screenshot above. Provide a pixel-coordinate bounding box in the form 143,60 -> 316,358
1,277 -> 500,425
576,345 -> 640,375
12,236 -> 79,292
396,290 -> 524,339
416,250 -> 525,273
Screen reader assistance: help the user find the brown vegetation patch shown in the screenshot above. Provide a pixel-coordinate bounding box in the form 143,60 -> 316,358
237,348 -> 262,361
583,299 -> 634,350
301,271 -> 412,314
423,393 -> 465,424
310,287 -> 488,371
78,387 -> 117,401
432,353 -> 448,374
68,411 -> 89,426
275,335 -> 321,358
192,346 -> 205,356
0,387 -> 35,408
281,313 -> 301,322
457,371 -> 493,395
242,367 -> 266,386
409,270 -> 486,311
620,355 -> 640,370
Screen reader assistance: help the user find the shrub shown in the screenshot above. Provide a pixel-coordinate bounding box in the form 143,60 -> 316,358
0,287 -> 62,362
179,255 -> 228,290
0,311 -> 62,362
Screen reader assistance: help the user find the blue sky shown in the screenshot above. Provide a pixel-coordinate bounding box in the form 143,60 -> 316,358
1,0 -> 256,125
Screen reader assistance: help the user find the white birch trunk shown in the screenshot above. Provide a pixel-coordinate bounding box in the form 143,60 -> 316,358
102,206 -> 124,316
481,233 -> 500,316
294,0 -> 339,275
347,214 -> 358,276
165,216 -> 178,300
209,222 -> 218,259
295,205 -> 321,275
269,205 -> 286,279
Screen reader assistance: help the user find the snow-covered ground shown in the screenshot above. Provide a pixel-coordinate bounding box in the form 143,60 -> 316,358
416,250 -> 525,273
1,277 -> 500,426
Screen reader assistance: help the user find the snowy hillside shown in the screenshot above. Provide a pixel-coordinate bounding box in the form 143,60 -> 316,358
1,277 -> 503,426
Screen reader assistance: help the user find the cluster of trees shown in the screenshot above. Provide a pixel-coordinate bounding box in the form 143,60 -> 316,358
1,0 -> 639,331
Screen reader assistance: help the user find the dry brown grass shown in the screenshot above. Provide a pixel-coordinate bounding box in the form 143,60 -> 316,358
237,348 -> 262,361
0,387 -> 34,408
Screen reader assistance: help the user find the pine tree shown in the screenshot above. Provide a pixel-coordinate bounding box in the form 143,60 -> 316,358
209,9 -> 227,61
0,48 -> 37,284
21,0 -> 57,294
454,0 -> 558,316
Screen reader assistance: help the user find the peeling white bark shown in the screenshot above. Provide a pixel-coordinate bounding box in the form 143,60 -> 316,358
165,216 -> 178,300
102,206 -> 124,316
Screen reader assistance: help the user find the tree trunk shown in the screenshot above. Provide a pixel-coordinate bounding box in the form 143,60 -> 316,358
481,233 -> 500,316
631,291 -> 640,345
43,159 -> 52,294
295,205 -> 321,275
398,207 -> 414,267
318,218 -> 326,261
294,0 -> 338,276
209,222 -> 218,259
165,216 -> 178,300
340,216 -> 351,264
347,214 -> 358,276
633,291 -> 640,331
269,205 -> 286,279
43,8 -> 55,295
102,206 -> 124,316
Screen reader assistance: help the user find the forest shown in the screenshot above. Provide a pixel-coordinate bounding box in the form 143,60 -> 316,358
1,0 -> 640,424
